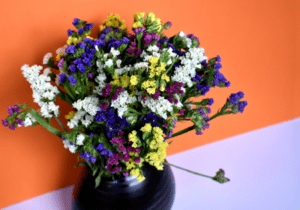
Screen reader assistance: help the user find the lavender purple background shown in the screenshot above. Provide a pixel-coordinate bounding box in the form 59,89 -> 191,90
3,117 -> 300,210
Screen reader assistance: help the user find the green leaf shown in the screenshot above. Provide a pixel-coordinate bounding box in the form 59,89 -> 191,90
99,132 -> 113,151
63,82 -> 76,100
95,171 -> 104,188
168,140 -> 173,145
57,91 -> 74,105
73,162 -> 88,168
142,132 -> 151,140
29,109 -> 63,137
93,167 -> 99,176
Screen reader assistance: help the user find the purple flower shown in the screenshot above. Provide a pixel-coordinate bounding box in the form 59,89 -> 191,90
2,119 -> 9,127
58,58 -> 64,68
84,23 -> 94,31
67,29 -> 74,36
114,28 -> 121,33
72,18 -> 80,26
68,75 -> 77,86
96,143 -> 104,151
238,101 -> 248,113
179,109 -> 184,115
134,148 -> 141,153
123,171 -> 130,178
135,49 -> 142,58
118,144 -> 127,154
113,166 -> 122,173
126,48 -> 135,55
77,42 -> 86,49
9,124 -> 15,130
225,81 -> 231,88
118,131 -> 124,136
141,95 -> 147,101
123,153 -> 130,162
207,107 -> 211,114
100,148 -> 108,155
77,63 -> 86,73
164,21 -> 172,29
196,131 -> 203,135
152,91 -> 160,100
65,45 -> 76,54
133,27 -> 145,34
8,106 -> 14,115
214,63 -> 222,70
216,55 -> 221,62
163,121 -> 168,127
91,156 -> 96,163
87,73 -> 93,79
69,142 -> 74,146
78,28 -> 84,35
237,91 -> 245,99
89,132 -> 95,137
15,119 -> 24,126
12,105 -> 20,113
207,98 -> 214,106
134,158 -> 141,163
108,151 -> 113,157
99,102 -> 109,111
112,93 -> 120,101
120,37 -> 129,45
116,87 -> 124,93
69,64 -> 76,73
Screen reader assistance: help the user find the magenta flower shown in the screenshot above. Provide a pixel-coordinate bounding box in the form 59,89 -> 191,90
2,119 -> 9,127
8,106 -> 14,116
123,171 -> 130,178
134,158 -> 141,163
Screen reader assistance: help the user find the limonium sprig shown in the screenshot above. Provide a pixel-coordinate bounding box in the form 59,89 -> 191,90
2,12 -> 248,187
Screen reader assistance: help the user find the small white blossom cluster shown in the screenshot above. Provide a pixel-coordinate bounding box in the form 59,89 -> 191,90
178,31 -> 192,48
171,47 -> 207,87
62,133 -> 86,153
21,64 -> 60,118
140,96 -> 173,119
111,90 -> 137,117
23,112 -> 37,127
56,45 -> 68,55
67,110 -> 86,129
93,60 -> 107,95
72,95 -> 100,116
43,53 -> 53,65
115,65 -> 134,75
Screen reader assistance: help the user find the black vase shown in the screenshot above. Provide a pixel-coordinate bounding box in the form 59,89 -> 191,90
72,159 -> 176,210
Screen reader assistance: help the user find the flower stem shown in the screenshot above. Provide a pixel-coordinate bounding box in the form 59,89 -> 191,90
53,115 -> 68,132
29,108 -> 63,137
164,162 -> 213,179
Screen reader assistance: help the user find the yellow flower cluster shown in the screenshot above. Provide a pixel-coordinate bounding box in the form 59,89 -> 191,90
144,127 -> 168,170
56,53 -> 64,62
140,123 -> 152,133
130,75 -> 139,86
148,57 -> 166,78
66,36 -> 83,46
132,12 -> 162,31
65,111 -> 76,119
128,130 -> 140,148
110,74 -> 130,88
141,80 -> 156,95
100,13 -> 126,31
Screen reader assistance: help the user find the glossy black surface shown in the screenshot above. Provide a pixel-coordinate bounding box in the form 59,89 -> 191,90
72,160 -> 176,210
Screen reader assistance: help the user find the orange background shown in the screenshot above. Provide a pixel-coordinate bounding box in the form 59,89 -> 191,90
0,0 -> 298,208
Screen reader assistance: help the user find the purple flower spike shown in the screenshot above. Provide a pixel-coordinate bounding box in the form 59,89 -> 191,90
58,58 -> 64,67
8,106 -> 14,116
123,171 -> 130,178
15,119 -> 24,126
12,105 -> 20,113
2,119 -> 9,127
9,124 -> 15,130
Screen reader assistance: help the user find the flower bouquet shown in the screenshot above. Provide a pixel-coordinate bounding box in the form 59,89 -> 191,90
2,12 -> 248,188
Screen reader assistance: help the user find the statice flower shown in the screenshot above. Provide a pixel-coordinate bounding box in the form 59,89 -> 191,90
111,90 -> 137,117
43,53 -> 53,65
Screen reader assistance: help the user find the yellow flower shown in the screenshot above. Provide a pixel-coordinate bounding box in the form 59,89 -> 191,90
100,25 -> 106,31
130,168 -> 140,177
141,123 -> 152,133
149,80 -> 156,87
132,21 -> 143,29
67,36 -> 73,45
149,140 -> 157,149
160,85 -> 165,92
65,111 -> 76,119
130,75 -> 139,86
134,12 -> 145,21
147,87 -> 156,94
137,175 -> 145,182
153,127 -> 163,135
56,53 -> 64,62
120,75 -> 130,88
149,57 -> 159,65
148,12 -> 156,22
141,80 -> 151,89
161,74 -> 170,82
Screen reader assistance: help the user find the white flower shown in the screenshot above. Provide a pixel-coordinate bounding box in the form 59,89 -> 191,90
69,145 -> 77,153
43,53 -> 53,65
105,59 -> 114,68
178,31 -> 185,37
116,59 -> 122,68
147,45 -> 159,52
76,134 -> 85,145
110,47 -> 120,57
95,45 -> 99,52
24,117 -> 33,127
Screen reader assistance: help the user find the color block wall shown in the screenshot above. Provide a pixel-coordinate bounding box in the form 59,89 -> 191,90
0,0 -> 298,208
